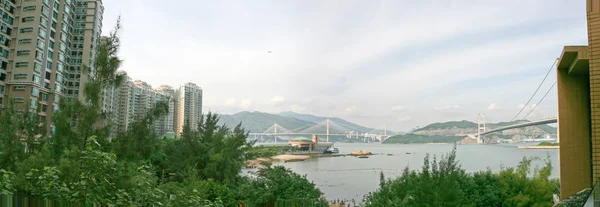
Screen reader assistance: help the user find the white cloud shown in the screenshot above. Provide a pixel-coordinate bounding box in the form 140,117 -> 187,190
239,99 -> 253,109
270,96 -> 286,106
433,105 -> 460,111
391,105 -> 405,111
224,98 -> 236,107
487,103 -> 497,110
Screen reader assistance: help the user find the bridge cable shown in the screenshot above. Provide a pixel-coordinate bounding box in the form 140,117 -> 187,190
510,60 -> 556,121
521,81 -> 556,120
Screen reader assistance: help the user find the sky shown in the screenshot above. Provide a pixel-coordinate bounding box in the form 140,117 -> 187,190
100,0 -> 588,132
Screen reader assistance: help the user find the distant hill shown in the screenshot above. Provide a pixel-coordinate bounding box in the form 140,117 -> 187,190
278,111 -> 376,133
217,111 -> 379,134
412,119 -> 557,139
218,111 -> 313,133
384,134 -> 463,144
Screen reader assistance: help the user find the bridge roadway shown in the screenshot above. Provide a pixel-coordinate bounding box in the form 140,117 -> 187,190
248,133 -> 358,136
480,117 -> 557,136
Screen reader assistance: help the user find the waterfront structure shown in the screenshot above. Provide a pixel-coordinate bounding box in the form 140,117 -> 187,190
174,82 -> 202,134
0,0 -> 103,133
288,134 -> 333,152
556,0 -> 600,199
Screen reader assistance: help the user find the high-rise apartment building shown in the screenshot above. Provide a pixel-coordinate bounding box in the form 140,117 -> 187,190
154,85 -> 175,135
132,80 -> 152,120
174,82 -> 202,134
0,0 -> 103,133
115,70 -> 133,132
66,0 -> 102,101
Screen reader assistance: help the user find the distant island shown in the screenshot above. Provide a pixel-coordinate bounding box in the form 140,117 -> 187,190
383,134 -> 463,144
383,120 -> 557,144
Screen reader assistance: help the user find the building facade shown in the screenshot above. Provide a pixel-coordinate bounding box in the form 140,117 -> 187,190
0,0 -> 103,134
115,70 -> 134,132
175,82 -> 202,134
556,0 -> 600,199
154,85 -> 175,136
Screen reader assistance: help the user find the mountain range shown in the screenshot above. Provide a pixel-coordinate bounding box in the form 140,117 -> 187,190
217,111 -> 382,134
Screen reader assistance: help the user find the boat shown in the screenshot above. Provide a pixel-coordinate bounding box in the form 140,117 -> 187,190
324,146 -> 339,154
358,155 -> 369,158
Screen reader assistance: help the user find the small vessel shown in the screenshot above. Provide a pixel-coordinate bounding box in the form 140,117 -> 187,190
324,146 -> 339,154
358,155 -> 369,158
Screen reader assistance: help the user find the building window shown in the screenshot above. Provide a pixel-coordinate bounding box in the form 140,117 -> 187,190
37,39 -> 45,49
0,23 -> 11,36
49,40 -> 54,49
15,62 -> 28,67
0,85 -> 4,95
31,87 -> 40,97
54,84 -> 61,92
23,6 -> 36,12
32,75 -> 41,84
20,27 -> 34,33
38,28 -> 46,38
0,72 -> 5,81
41,6 -> 50,17
59,42 -> 66,52
41,104 -> 47,112
52,11 -> 58,19
42,93 -> 48,101
35,50 -> 43,61
46,61 -> 51,70
58,53 -> 64,62
47,51 -> 53,59
54,94 -> 59,103
40,17 -> 48,28
0,48 -> 8,59
18,38 -> 32,44
21,16 -> 35,22
57,63 -> 63,72
14,85 -> 25,91
34,62 -> 42,73
17,50 -> 30,56
13,74 -> 27,80
30,99 -> 37,109
13,97 -> 25,103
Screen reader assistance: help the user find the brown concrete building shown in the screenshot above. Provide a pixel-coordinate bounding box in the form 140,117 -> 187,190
0,0 -> 103,134
556,0 -> 600,199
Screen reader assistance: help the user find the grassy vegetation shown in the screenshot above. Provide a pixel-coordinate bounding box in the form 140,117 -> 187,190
383,134 -> 464,144
537,142 -> 559,146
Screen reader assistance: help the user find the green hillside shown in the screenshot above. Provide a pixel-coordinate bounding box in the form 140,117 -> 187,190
384,134 -> 463,144
414,120 -> 475,132
218,111 -> 314,133
414,119 -> 557,134
278,111 -> 374,133
217,111 -> 377,134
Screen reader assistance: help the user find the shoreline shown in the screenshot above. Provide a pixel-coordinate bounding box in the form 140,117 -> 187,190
518,146 -> 559,149
245,153 -> 374,168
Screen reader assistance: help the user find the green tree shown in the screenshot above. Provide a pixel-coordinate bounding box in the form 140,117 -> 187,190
236,166 -> 326,206
0,103 -> 25,171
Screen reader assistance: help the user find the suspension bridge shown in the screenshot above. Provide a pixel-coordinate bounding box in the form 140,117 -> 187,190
248,119 -> 390,143
476,58 -> 559,143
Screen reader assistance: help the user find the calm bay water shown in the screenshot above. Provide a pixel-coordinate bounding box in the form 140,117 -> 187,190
273,142 -> 559,202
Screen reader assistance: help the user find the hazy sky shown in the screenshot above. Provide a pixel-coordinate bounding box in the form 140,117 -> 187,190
100,0 -> 587,131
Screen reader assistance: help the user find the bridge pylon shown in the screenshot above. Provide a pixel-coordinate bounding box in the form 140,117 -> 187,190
477,113 -> 486,144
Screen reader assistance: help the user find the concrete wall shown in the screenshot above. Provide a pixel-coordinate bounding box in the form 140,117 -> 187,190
558,67 -> 592,199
